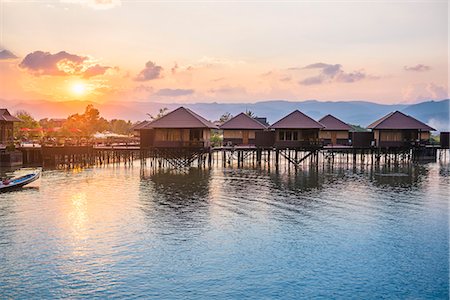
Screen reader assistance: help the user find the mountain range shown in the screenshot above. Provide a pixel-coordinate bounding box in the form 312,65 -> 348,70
1,98 -> 449,131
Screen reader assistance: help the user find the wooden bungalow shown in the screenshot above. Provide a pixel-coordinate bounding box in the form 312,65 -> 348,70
137,107 -> 218,148
130,120 -> 151,137
219,113 -> 268,146
318,114 -> 353,146
367,111 -> 435,148
269,110 -> 324,148
1,109 -> 21,147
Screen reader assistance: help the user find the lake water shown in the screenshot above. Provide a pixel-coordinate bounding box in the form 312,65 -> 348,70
0,160 -> 448,299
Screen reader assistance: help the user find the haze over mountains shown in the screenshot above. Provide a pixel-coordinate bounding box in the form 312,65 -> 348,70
1,98 -> 449,131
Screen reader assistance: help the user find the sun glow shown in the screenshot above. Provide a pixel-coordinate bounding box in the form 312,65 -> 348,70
71,82 -> 87,96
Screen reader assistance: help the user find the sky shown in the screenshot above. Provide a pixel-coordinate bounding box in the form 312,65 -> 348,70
0,0 -> 448,104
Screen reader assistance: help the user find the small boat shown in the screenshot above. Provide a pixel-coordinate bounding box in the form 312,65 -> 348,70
0,171 -> 40,192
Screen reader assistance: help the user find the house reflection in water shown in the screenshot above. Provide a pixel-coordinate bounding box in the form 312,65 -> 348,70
268,165 -> 322,192
369,163 -> 428,188
139,168 -> 212,232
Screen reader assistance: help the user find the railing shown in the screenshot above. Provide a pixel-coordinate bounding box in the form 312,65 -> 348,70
274,140 -> 323,149
151,140 -> 209,148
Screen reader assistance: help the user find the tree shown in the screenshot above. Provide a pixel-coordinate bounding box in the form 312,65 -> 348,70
210,131 -> 223,147
62,105 -> 107,136
147,107 -> 168,120
13,110 -> 40,139
219,112 -> 232,123
245,110 -> 255,118
349,124 -> 368,132
110,119 -> 133,135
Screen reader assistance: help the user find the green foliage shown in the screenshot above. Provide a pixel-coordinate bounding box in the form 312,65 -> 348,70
62,105 -> 107,136
210,131 -> 223,147
349,124 -> 368,132
39,118 -> 59,129
245,110 -> 255,118
13,110 -> 40,139
110,119 -> 133,135
147,107 -> 168,120
6,144 -> 15,151
219,112 -> 232,123
430,134 -> 440,144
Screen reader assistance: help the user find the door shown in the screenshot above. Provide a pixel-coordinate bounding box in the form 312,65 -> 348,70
331,131 -> 337,145
242,130 -> 249,145
189,129 -> 202,147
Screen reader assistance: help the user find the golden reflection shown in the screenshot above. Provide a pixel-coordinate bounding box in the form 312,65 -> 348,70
69,191 -> 88,235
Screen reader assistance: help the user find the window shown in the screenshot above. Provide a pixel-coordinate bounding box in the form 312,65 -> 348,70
285,131 -> 292,141
279,130 -> 298,141
190,129 -> 201,141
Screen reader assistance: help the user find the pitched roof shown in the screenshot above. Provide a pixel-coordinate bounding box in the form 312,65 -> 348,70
131,120 -> 151,130
269,110 -> 324,129
367,111 -> 435,131
319,114 -> 353,131
0,109 -> 22,122
219,113 -> 268,130
140,107 -> 218,129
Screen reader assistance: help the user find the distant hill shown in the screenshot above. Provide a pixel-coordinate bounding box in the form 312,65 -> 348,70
401,99 -> 449,131
2,98 -> 449,131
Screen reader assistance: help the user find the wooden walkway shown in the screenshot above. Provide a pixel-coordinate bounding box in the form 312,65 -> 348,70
15,144 -> 448,169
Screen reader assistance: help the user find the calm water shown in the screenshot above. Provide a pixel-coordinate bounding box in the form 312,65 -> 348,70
0,160 -> 448,299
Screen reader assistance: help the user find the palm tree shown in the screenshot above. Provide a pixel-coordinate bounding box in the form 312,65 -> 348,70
147,107 -> 168,120
219,112 -> 232,123
245,110 -> 255,118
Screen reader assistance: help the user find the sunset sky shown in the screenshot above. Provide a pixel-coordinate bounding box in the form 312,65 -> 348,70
0,0 -> 448,104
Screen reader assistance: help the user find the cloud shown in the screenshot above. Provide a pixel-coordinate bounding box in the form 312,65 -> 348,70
427,118 -> 449,132
299,76 -> 324,85
402,82 -> 448,102
0,49 -> 18,60
171,62 -> 178,75
20,51 -> 86,75
82,64 -> 111,78
304,63 -> 337,70
155,88 -> 194,97
426,83 -> 448,99
299,62 -> 375,85
280,76 -> 291,82
197,56 -> 245,68
336,70 -> 368,83
208,86 -> 247,95
134,61 -> 163,81
19,50 -> 111,77
404,64 -> 431,72
60,0 -> 121,10
261,71 -> 273,77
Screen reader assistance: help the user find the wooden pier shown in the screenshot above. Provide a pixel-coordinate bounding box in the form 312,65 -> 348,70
14,143 -> 449,170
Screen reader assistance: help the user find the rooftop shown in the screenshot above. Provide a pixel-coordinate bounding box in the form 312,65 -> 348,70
270,110 -> 324,129
367,111 -> 435,131
140,107 -> 218,129
0,109 -> 22,122
318,114 -> 353,131
220,113 -> 268,130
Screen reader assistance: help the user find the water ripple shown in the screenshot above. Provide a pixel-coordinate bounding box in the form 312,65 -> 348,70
0,162 -> 448,298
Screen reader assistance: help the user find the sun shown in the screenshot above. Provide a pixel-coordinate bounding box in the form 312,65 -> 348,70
71,82 -> 87,96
